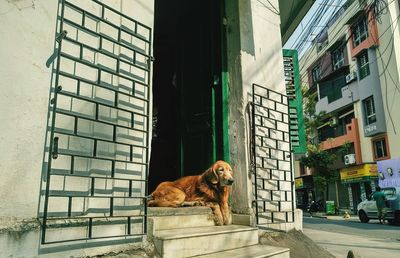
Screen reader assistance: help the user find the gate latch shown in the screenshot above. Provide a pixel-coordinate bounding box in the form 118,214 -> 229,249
52,137 -> 59,159
55,30 -> 68,43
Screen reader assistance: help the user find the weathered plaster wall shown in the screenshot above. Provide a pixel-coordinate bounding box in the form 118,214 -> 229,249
377,1 -> 400,159
226,0 -> 289,218
0,0 -> 59,219
0,0 -> 154,256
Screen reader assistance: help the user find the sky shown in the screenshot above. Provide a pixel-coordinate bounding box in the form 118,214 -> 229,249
284,0 -> 347,57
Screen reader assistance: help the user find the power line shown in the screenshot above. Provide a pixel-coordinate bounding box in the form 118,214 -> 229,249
297,0 -> 400,133
298,0 -> 398,86
296,0 -> 364,76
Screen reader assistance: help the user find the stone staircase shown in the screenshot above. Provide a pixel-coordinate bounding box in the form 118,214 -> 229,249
148,207 -> 289,258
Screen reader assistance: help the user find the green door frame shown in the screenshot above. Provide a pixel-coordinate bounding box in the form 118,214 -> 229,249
220,0 -> 230,163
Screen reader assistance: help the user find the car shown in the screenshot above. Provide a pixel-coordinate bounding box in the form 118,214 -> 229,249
357,186 -> 400,224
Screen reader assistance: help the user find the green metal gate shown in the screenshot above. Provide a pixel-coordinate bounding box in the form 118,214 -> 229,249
40,0 -> 151,245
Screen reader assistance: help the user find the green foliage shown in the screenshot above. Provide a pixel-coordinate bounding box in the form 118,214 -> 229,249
301,87 -> 326,136
300,146 -> 336,177
301,85 -> 341,200
337,140 -> 352,157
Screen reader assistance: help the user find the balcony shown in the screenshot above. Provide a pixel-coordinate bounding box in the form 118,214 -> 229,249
316,79 -> 359,114
319,118 -> 362,165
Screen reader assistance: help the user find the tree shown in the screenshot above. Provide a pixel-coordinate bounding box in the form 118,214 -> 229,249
300,86 -> 337,202
300,145 -> 337,201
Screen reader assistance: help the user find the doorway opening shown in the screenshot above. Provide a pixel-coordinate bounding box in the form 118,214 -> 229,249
149,0 -> 224,192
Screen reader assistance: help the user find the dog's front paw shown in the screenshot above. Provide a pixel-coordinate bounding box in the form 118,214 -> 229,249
223,213 -> 232,225
214,215 -> 224,226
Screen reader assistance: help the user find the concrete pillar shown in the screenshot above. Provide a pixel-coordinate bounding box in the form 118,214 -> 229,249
225,0 -> 287,216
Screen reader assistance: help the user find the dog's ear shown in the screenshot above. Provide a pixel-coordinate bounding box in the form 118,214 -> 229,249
204,167 -> 219,184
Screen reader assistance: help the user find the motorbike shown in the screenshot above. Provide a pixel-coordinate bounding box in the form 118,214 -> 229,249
306,200 -> 324,212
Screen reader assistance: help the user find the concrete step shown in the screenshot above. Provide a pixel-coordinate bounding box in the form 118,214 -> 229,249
148,207 -> 215,233
153,225 -> 259,258
194,244 -> 290,258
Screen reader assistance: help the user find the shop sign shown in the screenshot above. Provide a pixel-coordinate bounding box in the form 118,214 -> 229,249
295,178 -> 304,189
340,164 -> 378,183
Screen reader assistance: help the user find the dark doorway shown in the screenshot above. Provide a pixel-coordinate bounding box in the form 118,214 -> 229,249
149,0 -> 222,193
351,183 -> 361,214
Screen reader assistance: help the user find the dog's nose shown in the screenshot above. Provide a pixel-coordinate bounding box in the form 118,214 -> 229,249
227,178 -> 234,185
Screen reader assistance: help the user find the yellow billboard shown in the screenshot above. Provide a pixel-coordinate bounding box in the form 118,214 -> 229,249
340,164 -> 378,183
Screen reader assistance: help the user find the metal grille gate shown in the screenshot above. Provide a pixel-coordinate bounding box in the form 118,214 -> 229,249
251,84 -> 294,229
41,0 -> 151,244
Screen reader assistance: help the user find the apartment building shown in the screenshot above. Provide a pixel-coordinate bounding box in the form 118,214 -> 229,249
299,0 -> 400,214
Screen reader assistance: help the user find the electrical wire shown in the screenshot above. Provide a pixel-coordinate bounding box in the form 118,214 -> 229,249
298,0 -> 398,86
297,0 -> 400,133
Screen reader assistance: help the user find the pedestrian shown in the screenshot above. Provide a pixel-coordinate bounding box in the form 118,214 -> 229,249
373,186 -> 387,224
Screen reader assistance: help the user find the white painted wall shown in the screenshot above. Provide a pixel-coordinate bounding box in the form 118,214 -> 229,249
227,0 -> 295,231
0,0 -> 154,219
0,0 -> 154,256
240,0 -> 286,95
354,102 -> 374,162
0,0 -> 58,219
377,0 -> 400,159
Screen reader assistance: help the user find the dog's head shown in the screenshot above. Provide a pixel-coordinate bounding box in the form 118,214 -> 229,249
204,160 -> 234,186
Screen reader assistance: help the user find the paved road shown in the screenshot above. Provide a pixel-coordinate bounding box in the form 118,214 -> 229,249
303,216 -> 400,258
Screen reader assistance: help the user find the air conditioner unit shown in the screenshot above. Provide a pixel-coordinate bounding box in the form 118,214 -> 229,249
317,43 -> 323,52
345,72 -> 357,84
344,154 -> 356,165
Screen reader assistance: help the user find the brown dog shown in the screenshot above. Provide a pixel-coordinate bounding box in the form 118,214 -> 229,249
148,160 -> 234,225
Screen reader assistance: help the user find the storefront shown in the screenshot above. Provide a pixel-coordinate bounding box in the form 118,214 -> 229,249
340,164 -> 378,214
295,175 -> 314,210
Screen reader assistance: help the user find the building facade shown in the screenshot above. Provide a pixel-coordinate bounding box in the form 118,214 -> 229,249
0,0 -> 312,256
299,0 -> 400,214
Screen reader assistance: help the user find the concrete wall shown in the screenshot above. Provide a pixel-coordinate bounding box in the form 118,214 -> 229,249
227,0 -> 287,213
354,101 -> 374,163
226,0 -> 296,231
376,0 -> 400,158
0,0 -> 57,219
0,0 -> 154,257
358,49 -> 387,137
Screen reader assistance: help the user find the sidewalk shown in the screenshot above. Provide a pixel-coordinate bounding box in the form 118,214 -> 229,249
304,212 -> 360,222
304,227 -> 400,258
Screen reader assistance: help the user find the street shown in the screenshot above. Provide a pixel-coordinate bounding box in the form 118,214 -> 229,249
303,216 -> 400,258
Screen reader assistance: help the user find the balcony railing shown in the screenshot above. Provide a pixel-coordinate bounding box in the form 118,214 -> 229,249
319,118 -> 362,164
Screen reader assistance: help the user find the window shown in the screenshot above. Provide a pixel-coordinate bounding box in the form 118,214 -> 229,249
363,96 -> 376,125
372,136 -> 389,160
332,47 -> 344,70
312,65 -> 321,84
352,15 -> 368,47
319,75 -> 346,103
357,51 -> 370,80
